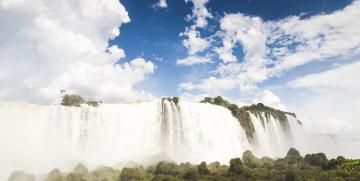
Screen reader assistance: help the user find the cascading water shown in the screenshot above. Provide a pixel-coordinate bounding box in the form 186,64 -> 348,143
248,113 -> 309,158
0,100 -> 250,179
0,99 -> 318,179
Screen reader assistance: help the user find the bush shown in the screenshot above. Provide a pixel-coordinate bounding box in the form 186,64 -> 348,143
86,100 -> 100,107
118,167 -> 145,181
286,148 -> 304,165
285,169 -> 300,181
197,161 -> 210,175
228,158 -> 243,175
242,150 -> 262,168
8,171 -> 35,181
65,173 -> 85,181
304,153 -> 329,169
61,94 -> 85,107
73,163 -> 88,175
154,161 -> 182,176
182,167 -> 199,181
45,169 -> 64,181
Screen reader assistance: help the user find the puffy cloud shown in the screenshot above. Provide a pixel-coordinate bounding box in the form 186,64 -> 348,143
217,14 -> 267,65
185,0 -> 213,28
178,0 -> 212,68
0,0 -> 155,103
180,27 -> 210,55
176,55 -> 212,65
252,90 -> 287,111
154,0 -> 168,8
178,1 -> 360,98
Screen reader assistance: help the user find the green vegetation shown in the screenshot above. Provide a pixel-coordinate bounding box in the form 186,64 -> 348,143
11,148 -> 360,181
61,94 -> 85,107
199,96 -> 300,140
61,94 -> 101,107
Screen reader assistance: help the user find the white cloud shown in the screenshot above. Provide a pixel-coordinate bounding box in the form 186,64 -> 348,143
185,0 -> 212,28
269,0 -> 360,75
0,0 -> 155,103
288,61 -> 360,92
153,0 -> 168,9
176,54 -> 212,65
253,90 -> 287,111
178,1 -> 360,99
178,0 -> 212,67
180,27 -> 210,55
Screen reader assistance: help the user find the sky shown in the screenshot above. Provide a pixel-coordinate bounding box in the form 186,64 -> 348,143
0,0 -> 360,144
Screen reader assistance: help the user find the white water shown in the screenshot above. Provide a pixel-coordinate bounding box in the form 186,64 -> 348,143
249,113 -> 309,158
0,100 -> 328,179
0,100 -> 250,179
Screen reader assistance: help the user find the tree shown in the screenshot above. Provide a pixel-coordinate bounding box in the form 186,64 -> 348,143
285,170 -> 299,181
197,161 -> 210,175
228,158 -> 243,175
73,163 -> 88,175
154,161 -> 181,176
286,148 -> 303,165
242,150 -> 261,168
228,103 -> 239,115
305,153 -> 329,169
118,167 -> 145,181
61,94 -> 85,107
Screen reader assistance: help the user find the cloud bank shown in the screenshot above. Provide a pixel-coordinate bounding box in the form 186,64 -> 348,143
0,0 -> 155,103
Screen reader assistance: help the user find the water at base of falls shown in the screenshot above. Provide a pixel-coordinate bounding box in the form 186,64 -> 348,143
0,100 -> 331,179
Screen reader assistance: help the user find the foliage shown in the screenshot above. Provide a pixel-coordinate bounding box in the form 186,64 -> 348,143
61,94 -> 85,107
197,161 -> 210,175
16,148 -> 360,181
242,150 -> 262,168
8,171 -> 35,181
228,158 -> 243,175
118,167 -> 146,181
61,93 -> 101,107
73,163 -> 88,175
304,153 -> 329,169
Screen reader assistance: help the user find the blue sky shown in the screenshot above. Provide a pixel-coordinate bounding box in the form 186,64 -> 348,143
110,0 -> 353,100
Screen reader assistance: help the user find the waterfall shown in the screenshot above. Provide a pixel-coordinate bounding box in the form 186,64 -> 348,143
0,99 -> 328,179
0,100 -> 251,179
248,113 -> 309,158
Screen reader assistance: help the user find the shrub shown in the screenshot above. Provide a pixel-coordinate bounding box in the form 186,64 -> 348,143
285,169 -> 300,181
8,171 -> 35,181
197,161 -> 210,175
65,173 -> 85,181
305,153 -> 329,169
228,158 -> 243,175
242,150 -> 262,168
118,167 -> 145,181
154,161 -> 182,176
86,101 -> 99,107
73,163 -> 88,175
286,148 -> 304,165
182,167 -> 199,181
45,169 -> 65,181
61,94 -> 85,107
